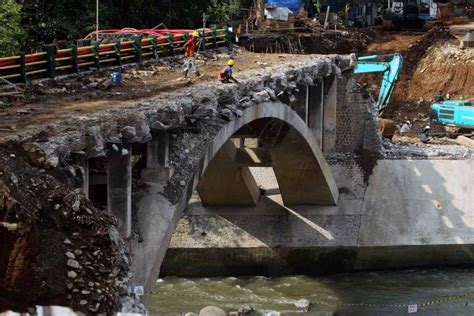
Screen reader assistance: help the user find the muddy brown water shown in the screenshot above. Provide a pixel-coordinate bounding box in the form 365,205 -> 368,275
149,268 -> 474,315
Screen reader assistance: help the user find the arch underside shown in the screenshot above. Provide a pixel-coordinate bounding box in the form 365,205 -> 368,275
134,101 -> 339,303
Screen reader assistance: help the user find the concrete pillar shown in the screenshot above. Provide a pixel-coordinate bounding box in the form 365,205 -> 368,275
308,80 -> 324,148
79,159 -> 89,199
269,127 -> 338,206
107,143 -> 132,238
198,141 -> 260,206
293,84 -> 308,123
323,76 -> 337,153
141,131 -> 173,183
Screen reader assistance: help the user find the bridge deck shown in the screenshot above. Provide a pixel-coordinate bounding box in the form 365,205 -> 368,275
1,51 -> 316,139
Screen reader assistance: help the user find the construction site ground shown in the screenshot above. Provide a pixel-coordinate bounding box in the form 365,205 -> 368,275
0,27 -> 472,146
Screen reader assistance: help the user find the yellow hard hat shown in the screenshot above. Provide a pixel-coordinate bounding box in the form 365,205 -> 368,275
227,59 -> 235,66
191,31 -> 199,38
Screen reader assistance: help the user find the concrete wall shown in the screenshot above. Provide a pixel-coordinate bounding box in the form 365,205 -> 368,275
162,159 -> 474,276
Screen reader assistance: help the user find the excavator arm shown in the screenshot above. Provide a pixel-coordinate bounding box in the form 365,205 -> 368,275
353,53 -> 403,113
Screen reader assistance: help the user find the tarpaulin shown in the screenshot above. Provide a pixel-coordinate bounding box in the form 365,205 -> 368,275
264,6 -> 293,20
265,0 -> 304,13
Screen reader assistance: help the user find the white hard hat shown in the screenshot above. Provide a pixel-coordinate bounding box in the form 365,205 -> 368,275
424,125 -> 430,130
405,120 -> 411,125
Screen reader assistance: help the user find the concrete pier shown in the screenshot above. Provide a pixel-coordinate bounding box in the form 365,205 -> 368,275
141,131 -> 173,183
162,159 -> 474,276
107,143 -> 132,238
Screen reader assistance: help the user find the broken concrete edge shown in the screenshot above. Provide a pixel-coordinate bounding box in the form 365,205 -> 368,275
1,54 -> 355,162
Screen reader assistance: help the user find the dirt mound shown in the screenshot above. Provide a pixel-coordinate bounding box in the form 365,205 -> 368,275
0,143 -> 131,314
240,29 -> 376,55
410,42 -> 474,101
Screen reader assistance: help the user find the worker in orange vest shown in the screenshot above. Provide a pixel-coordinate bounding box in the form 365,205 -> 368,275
218,59 -> 239,83
183,31 -> 201,78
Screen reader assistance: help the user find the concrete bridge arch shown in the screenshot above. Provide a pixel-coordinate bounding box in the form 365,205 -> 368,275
132,101 -> 339,302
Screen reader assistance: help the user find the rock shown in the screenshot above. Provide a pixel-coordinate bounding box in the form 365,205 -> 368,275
112,144 -> 119,152
65,252 -> 75,259
88,282 -> 95,287
185,313 -> 198,316
199,306 -> 226,316
81,290 -> 91,295
220,108 -> 233,121
67,259 -> 80,269
64,238 -> 73,245
66,283 -> 73,290
74,249 -> 83,256
79,300 -> 88,306
294,298 -> 310,311
10,174 -> 18,185
121,126 -> 136,140
253,90 -> 271,103
238,305 -> 256,314
72,199 -> 80,212
264,87 -> 277,100
67,271 -> 77,279
180,180 -> 186,187
89,303 -> 100,312
99,79 -> 112,91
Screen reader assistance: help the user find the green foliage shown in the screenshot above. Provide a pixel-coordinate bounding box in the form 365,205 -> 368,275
207,0 -> 244,23
0,0 -> 254,56
0,0 -> 25,55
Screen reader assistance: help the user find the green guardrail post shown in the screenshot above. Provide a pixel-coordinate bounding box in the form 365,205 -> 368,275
150,36 -> 158,60
167,34 -> 175,56
211,25 -> 218,49
199,30 -> 206,51
132,36 -> 142,63
44,44 -> 57,78
114,40 -> 122,66
18,51 -> 26,82
70,44 -> 79,74
91,41 -> 100,69
225,28 -> 233,49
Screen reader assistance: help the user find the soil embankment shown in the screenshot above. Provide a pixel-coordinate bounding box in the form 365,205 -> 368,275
356,27 -> 472,135
0,143 -> 135,314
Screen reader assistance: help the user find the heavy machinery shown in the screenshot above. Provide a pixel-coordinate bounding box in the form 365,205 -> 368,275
431,100 -> 474,131
384,0 -> 437,29
353,53 -> 403,138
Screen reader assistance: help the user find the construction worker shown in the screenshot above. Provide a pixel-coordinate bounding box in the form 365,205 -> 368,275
183,31 -> 201,78
420,126 -> 431,144
399,120 -> 411,134
218,59 -> 239,84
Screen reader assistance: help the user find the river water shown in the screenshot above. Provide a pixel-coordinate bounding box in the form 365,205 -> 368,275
149,268 -> 474,315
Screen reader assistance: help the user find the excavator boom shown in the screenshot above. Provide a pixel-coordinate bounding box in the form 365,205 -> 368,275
353,53 -> 403,113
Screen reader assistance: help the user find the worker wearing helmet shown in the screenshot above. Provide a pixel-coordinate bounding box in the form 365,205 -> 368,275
420,125 -> 431,144
183,31 -> 201,78
218,59 -> 239,84
399,120 -> 411,134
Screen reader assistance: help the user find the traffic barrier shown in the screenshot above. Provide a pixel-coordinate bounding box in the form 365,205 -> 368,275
0,28 -> 233,82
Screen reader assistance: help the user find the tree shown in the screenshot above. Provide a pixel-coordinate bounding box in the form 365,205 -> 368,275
0,0 -> 25,56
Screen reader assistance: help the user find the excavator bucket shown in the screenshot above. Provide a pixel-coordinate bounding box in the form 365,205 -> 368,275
379,118 -> 398,139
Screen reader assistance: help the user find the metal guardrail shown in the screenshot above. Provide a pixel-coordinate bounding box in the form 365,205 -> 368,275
0,28 -> 232,82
